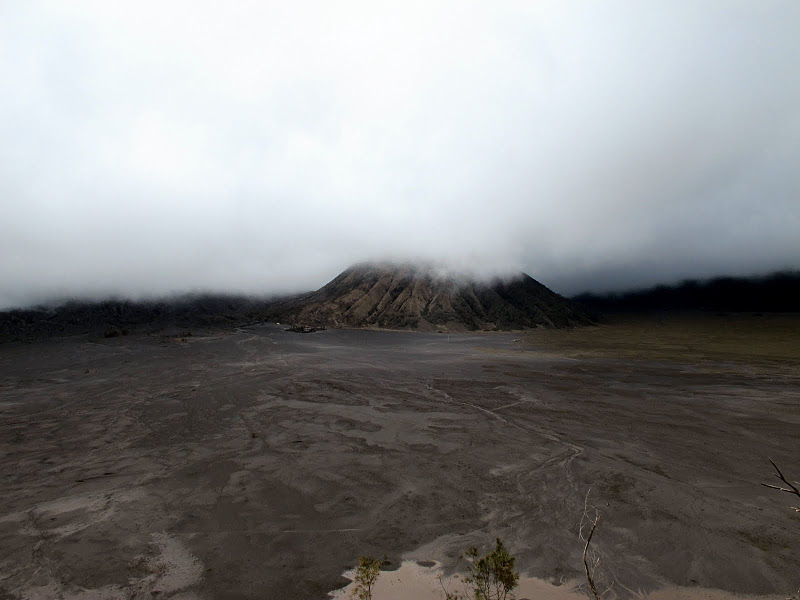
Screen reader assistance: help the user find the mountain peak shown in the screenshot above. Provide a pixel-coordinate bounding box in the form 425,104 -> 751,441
279,262 -> 592,331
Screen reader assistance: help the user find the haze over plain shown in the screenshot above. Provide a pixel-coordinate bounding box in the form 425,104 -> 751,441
1,1 -> 799,309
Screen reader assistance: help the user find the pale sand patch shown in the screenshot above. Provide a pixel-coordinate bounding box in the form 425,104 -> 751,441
17,532 -> 203,600
328,561 -> 792,600
328,560 -> 584,600
645,588 -> 790,600
147,532 -> 205,595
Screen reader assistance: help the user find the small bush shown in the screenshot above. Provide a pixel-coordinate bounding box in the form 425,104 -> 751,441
350,555 -> 387,600
443,538 -> 519,600
464,538 -> 519,600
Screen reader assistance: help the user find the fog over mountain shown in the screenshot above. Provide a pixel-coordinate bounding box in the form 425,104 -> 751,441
2,1 -> 799,309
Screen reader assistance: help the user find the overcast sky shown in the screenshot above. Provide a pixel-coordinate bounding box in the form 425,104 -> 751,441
1,1 -> 799,308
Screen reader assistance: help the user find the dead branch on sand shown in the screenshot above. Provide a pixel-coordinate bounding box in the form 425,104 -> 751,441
583,513 -> 602,600
579,489 -> 614,600
761,459 -> 800,512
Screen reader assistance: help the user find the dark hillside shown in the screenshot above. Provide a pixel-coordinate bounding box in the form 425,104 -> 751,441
0,295 -> 276,342
573,271 -> 800,313
0,262 -> 595,341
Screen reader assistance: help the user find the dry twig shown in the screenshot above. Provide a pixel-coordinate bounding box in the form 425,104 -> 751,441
579,489 -> 613,600
583,512 -> 602,600
761,459 -> 800,512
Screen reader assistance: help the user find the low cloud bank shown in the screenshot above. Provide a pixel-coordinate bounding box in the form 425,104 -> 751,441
1,1 -> 799,308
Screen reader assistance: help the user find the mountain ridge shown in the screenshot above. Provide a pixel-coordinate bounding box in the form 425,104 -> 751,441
0,262 -> 594,341
273,262 -> 593,331
573,270 -> 800,313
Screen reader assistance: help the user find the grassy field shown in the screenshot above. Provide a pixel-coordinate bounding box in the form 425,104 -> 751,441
525,312 -> 800,369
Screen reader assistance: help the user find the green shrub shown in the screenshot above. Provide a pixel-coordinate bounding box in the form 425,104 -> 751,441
443,538 -> 519,600
350,555 -> 387,600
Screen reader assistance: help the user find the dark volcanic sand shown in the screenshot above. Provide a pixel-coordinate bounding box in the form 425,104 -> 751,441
0,324 -> 798,599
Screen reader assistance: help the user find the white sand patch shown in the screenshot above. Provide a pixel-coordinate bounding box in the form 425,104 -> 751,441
328,561 -> 791,600
15,532 -> 203,600
328,560 -> 584,600
147,532 -> 204,595
15,487 -> 150,540
328,560 -> 447,600
645,587 -> 789,600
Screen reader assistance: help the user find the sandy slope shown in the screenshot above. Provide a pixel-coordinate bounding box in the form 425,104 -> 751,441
1,319 -> 798,599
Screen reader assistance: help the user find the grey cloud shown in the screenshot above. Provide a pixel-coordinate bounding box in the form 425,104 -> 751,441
1,0 -> 799,308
